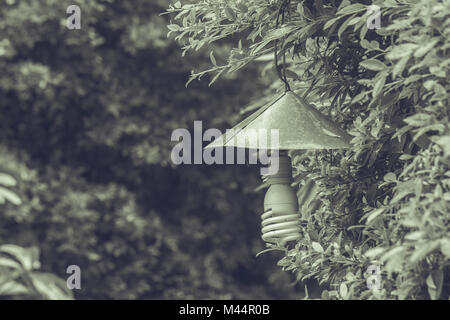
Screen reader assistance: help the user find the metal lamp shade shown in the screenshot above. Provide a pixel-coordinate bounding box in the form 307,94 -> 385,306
204,91 -> 352,150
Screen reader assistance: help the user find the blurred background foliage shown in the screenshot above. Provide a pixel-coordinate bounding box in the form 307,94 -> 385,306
0,0 -> 302,299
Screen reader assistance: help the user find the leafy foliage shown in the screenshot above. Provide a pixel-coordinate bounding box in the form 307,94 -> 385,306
168,0 -> 450,299
0,173 -> 72,299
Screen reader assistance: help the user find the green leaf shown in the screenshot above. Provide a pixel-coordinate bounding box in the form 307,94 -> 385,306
368,40 -> 380,51
410,240 -> 440,263
383,172 -> 396,182
404,74 -> 423,85
338,14 -> 357,39
438,238 -> 450,258
372,72 -> 387,98
299,5 -> 314,20
237,2 -> 248,13
209,51 -> 217,66
360,39 -> 370,49
311,242 -> 324,253
30,273 -> 74,300
224,7 -> 237,21
360,59 -> 387,71
284,69 -> 299,80
436,136 -> 450,157
404,113 -> 433,126
359,23 -> 368,40
0,186 -> 21,205
324,17 -> 341,30
0,256 -> 22,269
208,69 -> 224,87
367,207 -> 384,223
414,39 -> 439,58
167,24 -> 181,32
386,44 -> 419,60
423,80 -> 436,91
0,281 -> 30,297
0,173 -> 16,187
381,246 -> 406,263
348,16 -> 360,26
321,290 -> 330,299
351,91 -> 367,104
339,282 -> 348,299
426,269 -> 443,300
337,3 -> 366,15
297,3 -> 304,16
365,247 -> 386,259
0,245 -> 36,271
405,231 -> 424,241
392,54 -> 410,79
399,154 -> 414,161
265,25 -> 297,41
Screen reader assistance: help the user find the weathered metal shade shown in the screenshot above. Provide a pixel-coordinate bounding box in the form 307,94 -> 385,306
205,91 -> 352,150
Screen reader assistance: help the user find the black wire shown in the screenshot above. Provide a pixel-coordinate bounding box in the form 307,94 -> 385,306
274,5 -> 282,87
274,0 -> 291,92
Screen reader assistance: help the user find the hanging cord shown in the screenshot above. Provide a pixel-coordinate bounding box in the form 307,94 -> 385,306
274,0 -> 291,92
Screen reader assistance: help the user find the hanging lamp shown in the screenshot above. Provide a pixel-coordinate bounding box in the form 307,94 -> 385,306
205,0 -> 351,248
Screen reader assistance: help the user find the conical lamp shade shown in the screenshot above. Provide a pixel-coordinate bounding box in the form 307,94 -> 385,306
205,91 -> 352,150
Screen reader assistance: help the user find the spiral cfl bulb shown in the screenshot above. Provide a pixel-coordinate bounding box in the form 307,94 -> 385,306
261,154 -> 301,247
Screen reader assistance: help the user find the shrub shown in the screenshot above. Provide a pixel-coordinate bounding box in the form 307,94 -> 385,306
167,0 -> 450,299
0,169 -> 72,300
